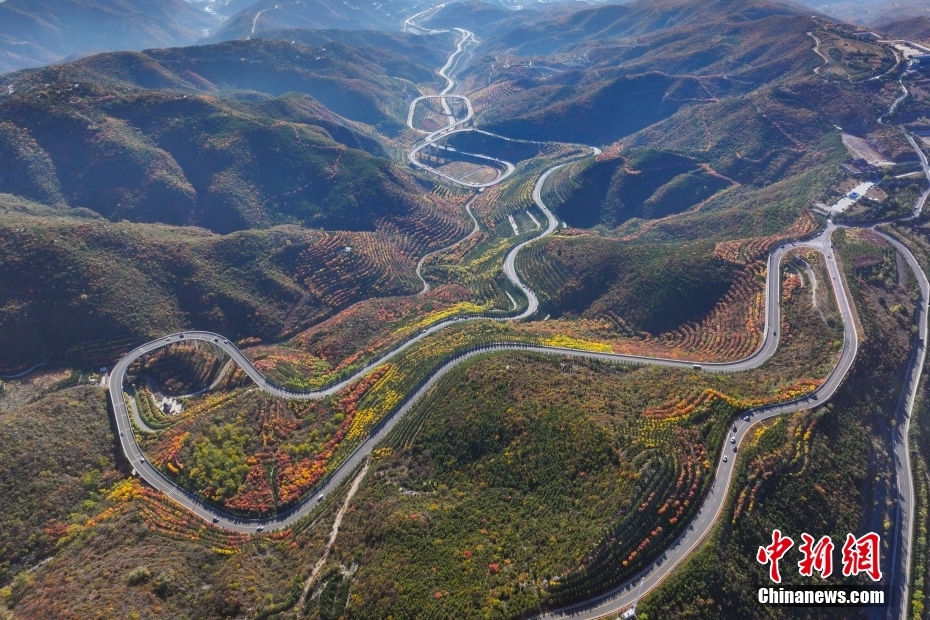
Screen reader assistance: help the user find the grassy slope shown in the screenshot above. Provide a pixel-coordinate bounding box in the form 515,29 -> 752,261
877,16 -> 930,45
0,386 -> 120,587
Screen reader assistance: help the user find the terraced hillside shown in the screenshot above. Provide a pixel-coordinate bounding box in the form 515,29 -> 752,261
0,197 -> 469,371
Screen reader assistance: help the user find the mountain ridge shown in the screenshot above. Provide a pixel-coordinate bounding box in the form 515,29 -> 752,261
0,0 -> 221,74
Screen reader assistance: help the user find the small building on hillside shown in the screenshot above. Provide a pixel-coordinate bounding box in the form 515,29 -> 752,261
851,31 -> 880,40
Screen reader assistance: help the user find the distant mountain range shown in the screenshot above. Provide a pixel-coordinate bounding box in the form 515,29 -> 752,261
0,0 -> 222,74
4,0 -> 930,76
790,0 -> 930,27
0,0 -> 425,75
204,0 -> 407,42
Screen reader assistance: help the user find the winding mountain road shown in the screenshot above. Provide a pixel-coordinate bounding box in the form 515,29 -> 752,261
881,230 -> 927,620
405,28 -> 522,188
110,224 -> 849,525
104,22 -> 930,620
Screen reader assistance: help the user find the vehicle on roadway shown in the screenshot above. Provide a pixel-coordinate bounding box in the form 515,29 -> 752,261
318,494 -> 324,502
256,526 -> 264,532
730,437 -> 736,444
213,517 -> 219,523
692,364 -> 701,370
723,455 -> 728,463
733,424 -> 737,432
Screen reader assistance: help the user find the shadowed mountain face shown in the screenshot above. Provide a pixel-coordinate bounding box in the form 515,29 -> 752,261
555,149 -> 733,229
465,0 -> 830,148
475,11 -> 819,147
0,0 -> 221,74
0,85 -> 430,233
877,16 -> 930,43
0,37 -> 455,233
1,37 -> 443,131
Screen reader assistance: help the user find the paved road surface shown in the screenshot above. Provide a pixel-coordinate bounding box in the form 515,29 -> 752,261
879,231 -> 928,620
905,133 -> 930,218
405,29 -> 525,189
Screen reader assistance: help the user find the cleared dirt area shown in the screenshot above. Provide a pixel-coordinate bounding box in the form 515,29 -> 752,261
842,133 -> 895,166
435,160 -> 500,183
